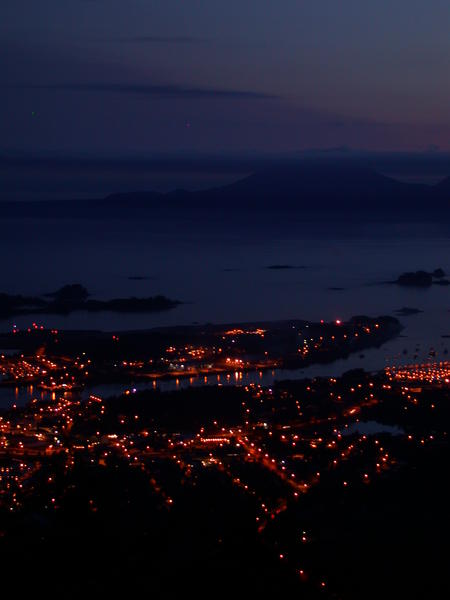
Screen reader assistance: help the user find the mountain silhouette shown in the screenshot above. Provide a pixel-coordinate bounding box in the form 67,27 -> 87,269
1,163 -> 448,220
189,164 -> 428,210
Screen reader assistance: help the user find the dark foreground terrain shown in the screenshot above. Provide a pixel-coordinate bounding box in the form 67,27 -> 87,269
1,336 -> 449,598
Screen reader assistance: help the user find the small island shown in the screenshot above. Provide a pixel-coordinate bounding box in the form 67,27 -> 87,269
127,275 -> 155,281
394,307 -> 423,316
266,264 -> 305,270
394,268 -> 446,287
0,284 -> 181,318
434,279 -> 450,286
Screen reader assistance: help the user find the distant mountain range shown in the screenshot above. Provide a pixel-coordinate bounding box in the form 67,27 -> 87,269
1,163 -> 449,221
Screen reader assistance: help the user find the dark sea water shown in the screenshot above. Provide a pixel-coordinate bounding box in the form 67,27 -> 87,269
1,216 -> 450,407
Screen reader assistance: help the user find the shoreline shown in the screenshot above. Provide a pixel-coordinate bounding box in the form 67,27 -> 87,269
0,315 -> 402,404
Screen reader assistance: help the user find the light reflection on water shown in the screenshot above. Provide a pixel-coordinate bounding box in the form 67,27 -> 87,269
0,384 -> 51,409
0,338 -> 446,410
1,219 -> 450,407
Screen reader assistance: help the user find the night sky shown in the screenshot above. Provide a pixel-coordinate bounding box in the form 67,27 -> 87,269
2,0 -> 450,156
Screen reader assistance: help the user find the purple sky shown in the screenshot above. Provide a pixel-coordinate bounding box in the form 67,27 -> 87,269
2,0 -> 450,155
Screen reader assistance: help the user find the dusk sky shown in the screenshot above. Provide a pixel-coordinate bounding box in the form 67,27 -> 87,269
3,0 -> 450,155
3,5 -> 450,596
